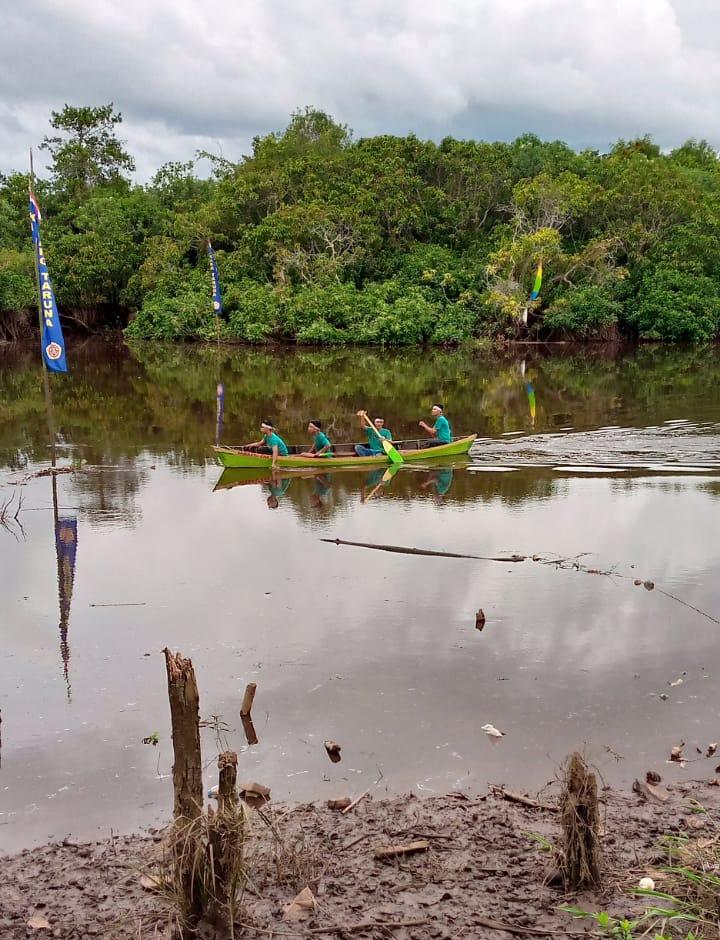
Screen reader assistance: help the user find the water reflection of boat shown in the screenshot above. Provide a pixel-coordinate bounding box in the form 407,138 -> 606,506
213,434 -> 477,469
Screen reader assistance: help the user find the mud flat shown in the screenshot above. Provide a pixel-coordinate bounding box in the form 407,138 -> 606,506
3,779 -> 718,939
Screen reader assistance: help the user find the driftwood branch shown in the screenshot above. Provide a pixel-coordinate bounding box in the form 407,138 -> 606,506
490,785 -> 558,813
322,538 -> 526,563
322,539 -> 720,626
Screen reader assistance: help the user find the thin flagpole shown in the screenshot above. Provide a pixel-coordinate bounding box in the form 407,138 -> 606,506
30,148 -> 57,466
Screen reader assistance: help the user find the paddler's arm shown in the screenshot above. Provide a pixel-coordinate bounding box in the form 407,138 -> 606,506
245,438 -> 264,449
271,445 -> 279,468
315,442 -> 331,456
418,420 -> 436,436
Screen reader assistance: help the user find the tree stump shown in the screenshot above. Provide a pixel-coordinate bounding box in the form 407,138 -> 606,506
163,648 -> 204,931
560,752 -> 601,889
208,751 -> 244,931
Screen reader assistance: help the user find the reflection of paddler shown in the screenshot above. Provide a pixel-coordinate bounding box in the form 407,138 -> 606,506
420,468 -> 453,501
365,468 -> 387,488
265,472 -> 291,509
309,473 -> 332,509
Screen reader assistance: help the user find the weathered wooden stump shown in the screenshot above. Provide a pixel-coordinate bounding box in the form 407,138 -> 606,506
208,750 -> 245,930
560,751 -> 602,890
163,648 -> 204,931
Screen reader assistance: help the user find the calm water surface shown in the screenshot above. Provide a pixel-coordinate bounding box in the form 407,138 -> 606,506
1,340 -> 720,851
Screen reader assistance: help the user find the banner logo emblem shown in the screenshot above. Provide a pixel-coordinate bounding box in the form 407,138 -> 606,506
46,341 -> 63,361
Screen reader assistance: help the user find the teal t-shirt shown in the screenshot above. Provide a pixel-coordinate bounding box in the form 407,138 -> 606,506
433,415 -> 452,443
313,431 -> 333,456
263,431 -> 288,456
365,426 -> 392,454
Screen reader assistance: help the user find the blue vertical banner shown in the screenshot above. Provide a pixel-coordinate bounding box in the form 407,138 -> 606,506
29,192 -> 68,373
207,240 -> 223,315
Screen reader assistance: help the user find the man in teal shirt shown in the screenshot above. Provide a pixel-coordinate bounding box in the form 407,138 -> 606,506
355,416 -> 393,457
301,420 -> 333,458
245,420 -> 289,468
419,403 -> 452,446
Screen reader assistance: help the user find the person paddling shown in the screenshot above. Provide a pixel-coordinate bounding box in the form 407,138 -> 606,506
245,420 -> 289,468
355,412 -> 393,457
419,403 -> 452,446
301,420 -> 333,458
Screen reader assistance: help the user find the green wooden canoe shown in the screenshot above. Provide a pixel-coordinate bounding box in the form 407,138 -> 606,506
213,434 -> 477,469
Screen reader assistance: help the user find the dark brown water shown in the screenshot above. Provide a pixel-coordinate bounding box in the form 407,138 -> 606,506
1,340 -> 720,851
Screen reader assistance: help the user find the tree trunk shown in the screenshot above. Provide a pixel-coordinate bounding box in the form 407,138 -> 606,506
163,648 -> 204,934
163,648 -> 203,823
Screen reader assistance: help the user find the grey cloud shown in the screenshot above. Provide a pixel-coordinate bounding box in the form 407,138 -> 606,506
2,0 -> 720,180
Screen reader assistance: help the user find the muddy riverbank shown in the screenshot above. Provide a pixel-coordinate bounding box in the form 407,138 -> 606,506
3,779 -> 719,938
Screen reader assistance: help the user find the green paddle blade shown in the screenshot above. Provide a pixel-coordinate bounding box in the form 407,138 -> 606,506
383,438 -> 403,464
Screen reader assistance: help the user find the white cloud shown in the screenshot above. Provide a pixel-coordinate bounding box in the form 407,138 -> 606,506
2,0 -> 720,179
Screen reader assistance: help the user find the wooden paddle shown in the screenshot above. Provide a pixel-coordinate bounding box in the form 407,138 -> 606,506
357,411 -> 403,464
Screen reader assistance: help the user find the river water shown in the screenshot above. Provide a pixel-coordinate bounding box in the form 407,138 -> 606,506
1,340 -> 719,851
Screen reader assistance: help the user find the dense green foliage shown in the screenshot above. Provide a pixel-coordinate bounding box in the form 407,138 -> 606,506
3,107 -> 720,344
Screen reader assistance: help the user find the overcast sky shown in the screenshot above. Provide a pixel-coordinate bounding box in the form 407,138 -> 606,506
2,0 -> 720,180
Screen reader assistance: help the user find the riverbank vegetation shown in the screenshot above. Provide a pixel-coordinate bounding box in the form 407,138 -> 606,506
2,105 -> 720,345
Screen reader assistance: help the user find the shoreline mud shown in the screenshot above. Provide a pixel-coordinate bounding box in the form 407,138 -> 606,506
3,779 -> 719,938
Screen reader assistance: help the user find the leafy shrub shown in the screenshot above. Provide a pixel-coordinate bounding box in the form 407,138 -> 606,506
225,280 -> 281,342
628,266 -> 720,342
543,286 -> 621,338
125,290 -> 213,340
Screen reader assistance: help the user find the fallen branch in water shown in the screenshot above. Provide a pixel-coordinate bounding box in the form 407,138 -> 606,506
322,539 -> 720,625
0,491 -> 24,540
321,538 -> 526,563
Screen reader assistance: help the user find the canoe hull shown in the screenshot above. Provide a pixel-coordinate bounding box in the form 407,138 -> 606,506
213,434 -> 477,469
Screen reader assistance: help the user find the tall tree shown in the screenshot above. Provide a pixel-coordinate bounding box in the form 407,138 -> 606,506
40,104 -> 135,198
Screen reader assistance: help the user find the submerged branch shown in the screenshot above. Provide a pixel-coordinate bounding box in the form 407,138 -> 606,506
322,538 -> 720,625
321,538 -> 526,563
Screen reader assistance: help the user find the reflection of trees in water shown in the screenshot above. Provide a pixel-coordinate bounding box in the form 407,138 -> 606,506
1,338 -> 719,472
67,464 -> 145,527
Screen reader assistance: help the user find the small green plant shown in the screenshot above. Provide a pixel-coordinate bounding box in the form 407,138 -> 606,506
561,907 -> 639,939
142,731 -> 160,746
525,830 -> 555,853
